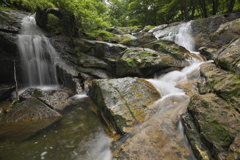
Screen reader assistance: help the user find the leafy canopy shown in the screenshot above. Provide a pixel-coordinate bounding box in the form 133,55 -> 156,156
108,0 -> 240,27
8,0 -> 111,33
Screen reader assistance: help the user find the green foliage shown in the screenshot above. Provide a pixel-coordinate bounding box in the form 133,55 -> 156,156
32,89 -> 42,97
11,99 -> 20,105
5,0 -> 111,35
108,0 -> 240,26
86,30 -> 114,41
10,0 -> 54,11
46,13 -> 61,35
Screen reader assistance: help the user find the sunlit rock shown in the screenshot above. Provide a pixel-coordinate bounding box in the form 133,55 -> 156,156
112,94 -> 195,159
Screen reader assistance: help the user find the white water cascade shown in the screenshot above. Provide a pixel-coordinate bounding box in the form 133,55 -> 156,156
17,14 -> 61,87
149,21 -> 204,98
146,21 -> 205,159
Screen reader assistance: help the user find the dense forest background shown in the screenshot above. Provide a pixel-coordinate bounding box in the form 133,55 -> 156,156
0,0 -> 240,36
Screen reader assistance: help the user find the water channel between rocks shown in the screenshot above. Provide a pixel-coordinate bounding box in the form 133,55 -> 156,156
1,15 -> 206,160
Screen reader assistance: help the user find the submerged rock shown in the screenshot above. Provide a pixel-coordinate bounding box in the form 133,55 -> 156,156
0,97 -> 62,142
88,77 -> 160,134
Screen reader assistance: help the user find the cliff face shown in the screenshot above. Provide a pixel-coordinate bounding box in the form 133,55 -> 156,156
0,9 -> 27,84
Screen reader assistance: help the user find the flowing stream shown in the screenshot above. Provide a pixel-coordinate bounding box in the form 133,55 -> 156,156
144,21 -> 205,159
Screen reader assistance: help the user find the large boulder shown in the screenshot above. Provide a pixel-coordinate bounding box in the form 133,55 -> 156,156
88,77 -> 160,134
210,18 -> 240,47
115,46 -> 190,78
112,94 -> 195,159
191,13 -> 240,49
87,40 -> 127,60
0,97 -> 62,142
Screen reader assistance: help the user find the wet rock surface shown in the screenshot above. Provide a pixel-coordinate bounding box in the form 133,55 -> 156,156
0,9 -> 28,84
20,88 -> 73,111
112,94 -> 195,160
0,84 -> 15,101
0,97 -> 62,142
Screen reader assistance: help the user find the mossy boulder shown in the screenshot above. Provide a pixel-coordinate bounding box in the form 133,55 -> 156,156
121,32 -> 156,46
88,77 -> 160,135
112,26 -> 142,34
0,97 -> 62,142
77,52 -> 108,69
210,19 -> 240,47
190,13 -> 240,49
144,39 -> 191,60
73,38 -> 94,53
186,93 -> 240,160
115,48 -> 189,77
215,37 -> 240,76
86,40 -> 127,60
182,62 -> 240,160
111,34 -> 137,44
20,88 -> 73,111
198,62 -> 240,109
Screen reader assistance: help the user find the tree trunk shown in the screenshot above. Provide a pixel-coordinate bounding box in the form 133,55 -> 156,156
227,0 -> 235,13
212,0 -> 218,15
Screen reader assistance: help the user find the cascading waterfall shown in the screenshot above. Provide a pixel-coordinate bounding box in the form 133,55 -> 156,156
150,22 -> 196,53
17,14 -> 61,87
149,20 -> 204,97
146,21 -> 205,159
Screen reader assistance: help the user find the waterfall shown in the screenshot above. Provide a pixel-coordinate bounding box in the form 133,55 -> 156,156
145,21 -> 205,159
150,22 -> 196,53
17,14 -> 61,87
149,21 -> 203,97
